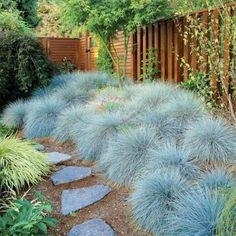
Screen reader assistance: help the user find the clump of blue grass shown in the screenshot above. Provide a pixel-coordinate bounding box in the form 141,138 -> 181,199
183,116 -> 236,162
50,71 -> 81,88
53,84 -> 93,106
139,111 -> 182,142
52,105 -> 84,141
130,168 -> 191,235
74,111 -> 131,161
24,97 -> 66,139
32,86 -> 55,99
163,89 -> 206,129
2,100 -> 30,128
199,168 -> 235,190
97,126 -> 160,186
168,187 -> 226,236
71,72 -> 118,91
124,82 -> 176,115
146,144 -> 199,178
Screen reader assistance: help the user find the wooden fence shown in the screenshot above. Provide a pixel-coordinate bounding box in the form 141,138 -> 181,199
39,33 -> 98,71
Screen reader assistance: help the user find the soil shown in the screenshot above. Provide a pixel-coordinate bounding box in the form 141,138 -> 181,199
28,138 -> 149,236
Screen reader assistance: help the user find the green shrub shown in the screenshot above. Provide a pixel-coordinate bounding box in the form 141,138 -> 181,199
0,31 -> 54,108
0,192 -> 58,236
0,123 -> 15,138
0,137 -> 50,192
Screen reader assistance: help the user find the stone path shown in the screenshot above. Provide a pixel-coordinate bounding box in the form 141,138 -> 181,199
46,151 -> 116,235
68,219 -> 116,236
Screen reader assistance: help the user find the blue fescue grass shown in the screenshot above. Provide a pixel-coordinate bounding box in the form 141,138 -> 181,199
74,111 -> 132,161
53,84 -> 93,106
130,168 -> 191,235
199,168 -> 235,190
183,116 -> 236,162
139,111 -> 183,142
52,105 -> 84,141
146,144 -> 199,178
163,89 -> 206,129
97,126 -> 161,186
24,97 -> 66,139
2,100 -> 30,128
123,82 -> 177,116
168,187 -> 226,236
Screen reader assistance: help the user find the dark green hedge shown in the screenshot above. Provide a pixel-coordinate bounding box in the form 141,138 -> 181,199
0,31 -> 54,108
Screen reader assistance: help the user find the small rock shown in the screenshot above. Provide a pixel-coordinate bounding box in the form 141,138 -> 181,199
51,166 -> 92,185
68,219 -> 116,236
61,185 -> 112,216
34,144 -> 45,152
47,152 -> 72,165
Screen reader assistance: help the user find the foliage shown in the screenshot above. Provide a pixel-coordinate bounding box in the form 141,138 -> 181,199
97,126 -> 160,186
168,188 -> 226,236
0,0 -> 40,27
24,98 -> 65,139
0,192 -> 57,236
56,57 -> 76,74
180,71 -> 213,108
61,0 -> 172,83
96,38 -> 113,73
130,168 -> 190,235
140,48 -> 159,81
0,31 -> 54,108
183,116 -> 236,162
146,144 -> 199,178
36,0 -> 65,37
217,184 -> 236,236
2,100 -> 29,128
199,168 -> 235,190
0,124 -> 15,138
74,112 -> 130,161
0,137 -> 50,192
0,10 -> 32,33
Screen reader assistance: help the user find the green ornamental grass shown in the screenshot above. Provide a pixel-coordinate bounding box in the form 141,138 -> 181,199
0,137 -> 50,192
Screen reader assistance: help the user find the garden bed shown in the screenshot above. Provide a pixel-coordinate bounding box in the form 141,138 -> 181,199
29,138 -> 146,236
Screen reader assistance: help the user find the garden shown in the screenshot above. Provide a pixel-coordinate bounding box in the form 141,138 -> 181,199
1,0 -> 236,236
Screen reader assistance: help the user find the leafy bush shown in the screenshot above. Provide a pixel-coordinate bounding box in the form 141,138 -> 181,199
169,188 -> 226,236
146,144 -> 199,178
24,97 -> 66,139
0,10 -> 31,33
74,112 -> 131,161
130,168 -> 190,235
56,57 -> 76,73
183,117 -> 236,162
0,192 -> 57,236
97,126 -> 160,186
0,31 -> 53,108
199,168 -> 235,190
0,137 -> 49,192
2,100 -> 29,128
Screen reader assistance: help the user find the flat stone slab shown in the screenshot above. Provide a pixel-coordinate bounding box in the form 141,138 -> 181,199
47,152 -> 72,165
68,219 -> 116,236
61,185 -> 112,216
51,166 -> 92,185
34,144 -> 45,152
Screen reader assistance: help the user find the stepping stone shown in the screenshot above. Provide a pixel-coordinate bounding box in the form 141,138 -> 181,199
68,219 -> 116,236
51,166 -> 92,185
34,144 -> 45,152
61,185 -> 112,216
47,152 -> 72,165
